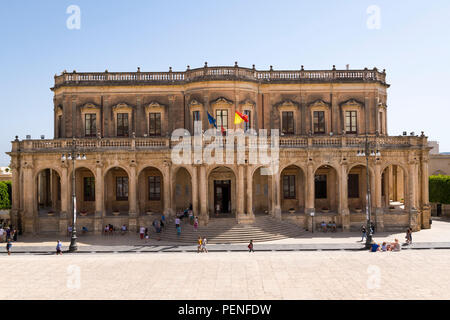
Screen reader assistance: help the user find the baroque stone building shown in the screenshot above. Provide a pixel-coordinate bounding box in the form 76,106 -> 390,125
7,63 -> 431,234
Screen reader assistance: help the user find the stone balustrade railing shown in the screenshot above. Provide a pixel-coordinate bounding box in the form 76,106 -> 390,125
53,66 -> 387,88
12,135 -> 426,153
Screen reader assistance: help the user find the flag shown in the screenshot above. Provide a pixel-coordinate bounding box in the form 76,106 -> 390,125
207,112 -> 217,128
221,125 -> 226,136
234,111 -> 249,124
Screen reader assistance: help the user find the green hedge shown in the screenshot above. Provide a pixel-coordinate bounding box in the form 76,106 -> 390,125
429,175 -> 450,204
0,181 -> 11,209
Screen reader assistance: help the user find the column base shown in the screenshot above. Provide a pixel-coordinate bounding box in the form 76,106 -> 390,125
271,207 -> 282,220
128,218 -> 138,232
59,218 -> 68,236
409,208 -> 420,231
94,217 -> 103,234
199,214 -> 209,226
375,207 -> 384,232
164,208 -> 174,218
237,213 -> 255,224
421,205 -> 431,229
340,208 -> 350,232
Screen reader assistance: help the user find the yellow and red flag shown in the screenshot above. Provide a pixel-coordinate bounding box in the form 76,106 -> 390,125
234,111 -> 249,124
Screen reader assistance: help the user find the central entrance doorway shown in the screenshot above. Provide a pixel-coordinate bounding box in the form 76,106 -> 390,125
214,180 -> 231,214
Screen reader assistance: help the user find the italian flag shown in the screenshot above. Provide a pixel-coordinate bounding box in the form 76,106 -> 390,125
234,111 -> 249,124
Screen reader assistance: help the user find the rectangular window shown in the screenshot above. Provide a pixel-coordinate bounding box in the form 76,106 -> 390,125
348,174 -> 359,198
149,113 -> 161,136
244,110 -> 251,131
313,111 -> 325,134
83,177 -> 95,201
85,114 -> 97,137
148,176 -> 161,201
315,174 -> 327,199
117,113 -> 129,137
345,111 -> 357,134
57,115 -> 62,138
193,111 -> 201,134
282,111 -> 294,134
116,176 -> 128,201
283,175 -> 296,199
216,109 -> 228,131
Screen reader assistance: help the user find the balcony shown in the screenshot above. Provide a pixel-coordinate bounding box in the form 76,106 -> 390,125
52,66 -> 387,89
11,135 -> 426,153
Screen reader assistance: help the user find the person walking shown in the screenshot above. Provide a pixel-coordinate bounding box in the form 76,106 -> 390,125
13,228 -> 18,242
361,225 -> 367,242
6,227 -> 11,242
370,222 -> 376,235
177,225 -> 182,237
197,236 -> 202,253
193,217 -> 199,232
144,228 -> 149,243
248,240 -> 254,253
139,226 -> 145,240
6,240 -> 12,256
202,236 -> 208,253
175,217 -> 180,229
56,240 -> 63,255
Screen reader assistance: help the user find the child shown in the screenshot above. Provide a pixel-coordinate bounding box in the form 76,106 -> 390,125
194,217 -> 199,231
177,225 -> 181,237
56,240 -> 62,255
248,240 -> 254,253
197,236 -> 202,253
202,237 -> 208,253
6,240 -> 12,256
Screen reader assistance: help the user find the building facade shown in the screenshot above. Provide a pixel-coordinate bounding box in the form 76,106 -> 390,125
7,64 -> 431,234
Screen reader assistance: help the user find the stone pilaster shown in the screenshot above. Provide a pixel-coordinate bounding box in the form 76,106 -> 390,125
246,165 -> 254,217
374,161 -> 384,232
340,162 -> 350,231
421,158 -> 431,229
199,165 -> 208,225
163,161 -> 173,217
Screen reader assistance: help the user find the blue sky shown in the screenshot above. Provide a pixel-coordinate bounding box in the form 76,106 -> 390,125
1,0 -> 449,165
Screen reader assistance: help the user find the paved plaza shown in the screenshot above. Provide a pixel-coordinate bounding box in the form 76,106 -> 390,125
1,250 -> 450,300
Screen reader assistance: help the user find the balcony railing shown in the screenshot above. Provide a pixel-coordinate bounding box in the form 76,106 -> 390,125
53,66 -> 387,88
12,135 -> 426,153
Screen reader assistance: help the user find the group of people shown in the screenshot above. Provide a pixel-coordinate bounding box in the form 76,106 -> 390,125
370,239 -> 402,252
1,226 -> 18,256
197,236 -> 208,253
319,221 -> 337,232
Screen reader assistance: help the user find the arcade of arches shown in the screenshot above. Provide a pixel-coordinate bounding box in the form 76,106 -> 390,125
16,155 -> 429,235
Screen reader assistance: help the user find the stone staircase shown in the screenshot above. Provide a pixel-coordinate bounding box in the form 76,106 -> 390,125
152,215 -> 305,244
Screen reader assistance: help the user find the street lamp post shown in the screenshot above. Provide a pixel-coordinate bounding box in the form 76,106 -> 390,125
357,135 -> 380,249
61,138 -> 86,252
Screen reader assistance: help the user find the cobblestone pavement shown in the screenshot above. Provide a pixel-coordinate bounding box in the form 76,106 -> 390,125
1,250 -> 450,300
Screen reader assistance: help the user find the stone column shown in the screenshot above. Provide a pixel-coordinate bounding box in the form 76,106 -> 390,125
408,161 -> 419,231
374,162 -> 384,231
163,162 -> 172,217
237,165 -> 244,216
246,165 -> 254,217
421,159 -> 431,229
128,163 -> 138,232
199,165 -> 208,225
191,165 -> 199,216
58,165 -> 69,235
94,164 -> 104,234
340,163 -> 350,231
22,163 -> 35,234
271,170 -> 281,220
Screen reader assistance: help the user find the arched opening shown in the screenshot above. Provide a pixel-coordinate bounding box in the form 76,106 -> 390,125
382,164 -> 406,212
138,166 -> 164,215
280,165 -> 305,213
173,167 -> 192,213
208,166 -> 236,217
104,167 -> 129,216
73,167 -> 95,216
348,165 -> 374,213
252,167 -> 270,215
314,165 -> 339,213
36,169 -> 61,216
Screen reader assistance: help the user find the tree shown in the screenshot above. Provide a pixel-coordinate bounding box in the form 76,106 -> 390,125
429,175 -> 450,204
0,181 -> 11,209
